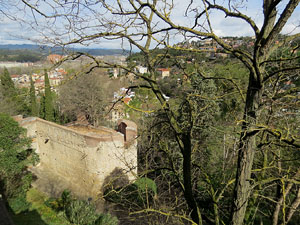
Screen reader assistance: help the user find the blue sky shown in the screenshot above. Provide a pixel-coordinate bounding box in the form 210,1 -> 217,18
0,0 -> 299,48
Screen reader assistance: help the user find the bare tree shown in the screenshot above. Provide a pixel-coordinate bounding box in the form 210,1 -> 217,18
58,69 -> 114,127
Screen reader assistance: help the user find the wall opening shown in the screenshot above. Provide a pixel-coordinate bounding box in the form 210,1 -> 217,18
118,122 -> 127,141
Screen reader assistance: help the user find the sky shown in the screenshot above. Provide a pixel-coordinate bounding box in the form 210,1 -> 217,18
0,0 -> 299,49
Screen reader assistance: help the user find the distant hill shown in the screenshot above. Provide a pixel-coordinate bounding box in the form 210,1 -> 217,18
0,44 -> 130,56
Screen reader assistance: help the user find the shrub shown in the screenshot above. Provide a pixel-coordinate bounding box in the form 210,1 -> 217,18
8,192 -> 31,214
61,190 -> 71,203
134,177 -> 157,195
49,190 -> 120,225
95,213 -> 119,225
45,189 -> 72,213
65,199 -> 98,225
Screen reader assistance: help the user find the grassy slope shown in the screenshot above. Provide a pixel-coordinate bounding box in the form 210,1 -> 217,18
12,188 -> 70,225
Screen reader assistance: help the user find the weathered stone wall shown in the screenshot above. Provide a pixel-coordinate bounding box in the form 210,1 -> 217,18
19,117 -> 137,199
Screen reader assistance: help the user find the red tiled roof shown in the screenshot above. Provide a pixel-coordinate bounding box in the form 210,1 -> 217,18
35,79 -> 43,83
157,68 -> 170,72
47,54 -> 63,63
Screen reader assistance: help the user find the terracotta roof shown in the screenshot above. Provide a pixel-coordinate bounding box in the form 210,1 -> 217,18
157,68 -> 170,72
35,79 -> 44,83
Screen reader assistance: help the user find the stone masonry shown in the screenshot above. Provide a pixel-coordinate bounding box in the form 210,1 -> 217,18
17,117 -> 137,199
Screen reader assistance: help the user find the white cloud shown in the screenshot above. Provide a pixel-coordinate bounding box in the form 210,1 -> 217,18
281,23 -> 300,35
0,0 -> 299,48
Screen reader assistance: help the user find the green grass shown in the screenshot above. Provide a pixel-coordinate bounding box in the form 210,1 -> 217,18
12,188 -> 70,225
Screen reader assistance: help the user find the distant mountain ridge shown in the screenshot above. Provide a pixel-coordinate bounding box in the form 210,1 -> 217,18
0,44 -> 130,56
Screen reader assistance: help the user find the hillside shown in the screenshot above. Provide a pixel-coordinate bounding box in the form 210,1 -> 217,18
0,44 -> 129,62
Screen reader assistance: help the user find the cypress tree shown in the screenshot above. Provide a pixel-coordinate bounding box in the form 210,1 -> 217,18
0,68 -> 30,115
0,67 -> 17,98
30,75 -> 38,116
0,67 -> 20,115
39,94 -> 45,119
44,70 -> 54,121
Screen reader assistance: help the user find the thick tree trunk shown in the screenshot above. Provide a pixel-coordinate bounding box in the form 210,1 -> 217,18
182,133 -> 202,225
230,75 -> 262,225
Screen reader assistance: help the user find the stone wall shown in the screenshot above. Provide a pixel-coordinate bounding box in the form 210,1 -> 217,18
19,117 -> 137,199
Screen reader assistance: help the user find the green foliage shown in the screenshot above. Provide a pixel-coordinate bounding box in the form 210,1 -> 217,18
0,114 -> 38,214
0,49 -> 44,62
45,190 -> 119,225
134,177 -> 157,195
38,71 -> 62,122
0,67 -> 19,115
0,113 -> 29,150
44,71 -> 55,121
158,76 -> 183,98
45,189 -> 72,212
30,75 -> 38,116
61,189 -> 72,207
0,67 -> 17,98
127,47 -> 205,68
0,68 -> 30,115
95,213 -> 119,225
65,199 -> 99,225
206,61 -> 248,119
8,192 -> 31,214
44,197 -> 63,212
39,94 -> 45,119
13,188 -> 71,225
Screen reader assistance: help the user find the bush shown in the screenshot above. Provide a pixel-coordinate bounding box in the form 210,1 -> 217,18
65,199 -> 119,225
134,177 -> 157,195
48,190 -> 119,225
8,192 -> 31,214
44,197 -> 60,210
65,199 -> 99,225
61,189 -> 72,209
95,213 -> 119,225
45,189 -> 72,212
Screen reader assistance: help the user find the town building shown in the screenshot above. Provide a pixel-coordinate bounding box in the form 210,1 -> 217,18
157,68 -> 170,78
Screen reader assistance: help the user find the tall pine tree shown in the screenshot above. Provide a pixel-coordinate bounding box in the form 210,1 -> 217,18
29,75 -> 38,116
44,70 -> 54,121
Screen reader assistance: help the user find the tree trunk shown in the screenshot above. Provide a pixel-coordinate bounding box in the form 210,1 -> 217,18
182,133 -> 202,225
274,169 -> 300,224
272,182 -> 293,225
286,188 -> 300,224
230,74 -> 262,225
